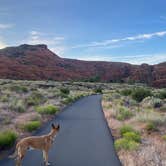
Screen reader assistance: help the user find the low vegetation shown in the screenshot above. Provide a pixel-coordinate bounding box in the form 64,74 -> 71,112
0,79 -> 96,157
102,85 -> 166,165
23,121 -> 41,132
35,105 -> 59,115
0,130 -> 17,149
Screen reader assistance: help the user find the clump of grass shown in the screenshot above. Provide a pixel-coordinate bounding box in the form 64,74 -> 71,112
114,138 -> 139,151
121,89 -> 132,96
94,88 -> 102,94
23,121 -> 41,132
35,105 -> 59,114
115,125 -> 141,151
9,98 -> 26,113
145,121 -> 158,132
162,135 -> 166,141
115,107 -> 133,121
156,90 -> 166,99
0,94 -> 9,102
120,125 -> 136,136
141,97 -> 163,108
136,111 -> 166,126
0,130 -> 17,149
132,88 -> 152,102
26,91 -> 45,106
60,88 -> 70,95
10,85 -> 28,93
123,132 -> 141,142
159,106 -> 166,112
62,97 -> 74,104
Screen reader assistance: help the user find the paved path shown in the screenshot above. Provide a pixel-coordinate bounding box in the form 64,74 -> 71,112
0,95 -> 121,166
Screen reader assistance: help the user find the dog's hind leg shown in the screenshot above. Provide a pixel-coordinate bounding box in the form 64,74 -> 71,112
16,156 -> 22,166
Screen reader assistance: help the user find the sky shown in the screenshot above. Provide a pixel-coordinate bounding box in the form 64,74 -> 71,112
0,0 -> 166,64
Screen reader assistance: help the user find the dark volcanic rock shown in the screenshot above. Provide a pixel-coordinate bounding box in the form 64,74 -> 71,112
0,44 -> 165,88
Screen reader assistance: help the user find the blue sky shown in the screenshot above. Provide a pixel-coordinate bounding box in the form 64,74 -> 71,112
0,0 -> 166,64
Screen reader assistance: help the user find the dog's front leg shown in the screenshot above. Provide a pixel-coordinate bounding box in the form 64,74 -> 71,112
43,150 -> 50,166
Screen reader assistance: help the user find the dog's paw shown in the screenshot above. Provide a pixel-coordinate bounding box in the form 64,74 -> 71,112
46,162 -> 51,166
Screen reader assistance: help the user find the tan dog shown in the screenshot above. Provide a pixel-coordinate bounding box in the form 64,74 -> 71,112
10,123 -> 60,166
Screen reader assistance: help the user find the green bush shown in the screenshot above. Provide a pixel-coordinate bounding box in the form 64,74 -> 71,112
9,99 -> 26,113
114,138 -> 139,151
153,98 -> 162,108
160,106 -> 166,112
10,85 -> 28,93
35,105 -> 59,114
162,135 -> 166,141
115,125 -> 141,151
116,107 -> 133,121
145,121 -> 158,132
0,94 -> 9,102
123,132 -> 141,142
24,121 -> 41,132
132,88 -> 152,102
0,130 -> 17,149
26,91 -> 45,106
120,125 -> 136,136
94,88 -> 103,94
121,89 -> 132,96
157,90 -> 166,99
60,88 -> 70,95
62,97 -> 74,104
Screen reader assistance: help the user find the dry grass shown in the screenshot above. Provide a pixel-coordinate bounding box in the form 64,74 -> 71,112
102,89 -> 166,166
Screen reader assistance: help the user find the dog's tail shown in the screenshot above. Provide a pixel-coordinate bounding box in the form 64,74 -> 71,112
8,150 -> 17,159
8,145 -> 18,159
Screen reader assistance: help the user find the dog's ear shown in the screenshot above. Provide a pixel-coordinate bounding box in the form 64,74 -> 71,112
51,123 -> 56,129
56,124 -> 60,130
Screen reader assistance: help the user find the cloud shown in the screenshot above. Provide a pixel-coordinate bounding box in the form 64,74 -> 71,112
0,40 -> 7,49
125,54 -> 166,65
26,30 -> 66,55
72,53 -> 166,65
0,23 -> 13,29
72,30 -> 166,49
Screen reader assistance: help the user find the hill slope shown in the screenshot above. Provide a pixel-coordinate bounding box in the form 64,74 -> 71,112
0,44 -> 165,87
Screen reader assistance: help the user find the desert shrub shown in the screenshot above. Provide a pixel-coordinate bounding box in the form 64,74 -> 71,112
153,98 -> 162,108
141,97 -> 162,108
60,88 -> 70,95
26,91 -> 45,106
136,110 -> 166,126
156,90 -> 166,99
129,99 -> 138,106
0,130 -> 17,149
0,94 -> 9,102
35,105 -> 59,114
115,125 -> 140,151
159,106 -> 166,112
162,135 -> 166,141
94,88 -> 103,94
132,88 -> 152,102
114,138 -> 139,151
62,97 -> 74,104
23,121 -> 41,132
111,93 -> 121,99
59,92 -> 68,98
121,89 -> 132,96
9,98 -> 26,113
145,121 -> 158,132
120,125 -> 136,136
10,85 -> 28,93
123,132 -> 141,142
115,107 -> 133,121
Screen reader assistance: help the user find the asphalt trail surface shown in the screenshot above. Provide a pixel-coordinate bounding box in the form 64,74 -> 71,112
0,95 -> 121,166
